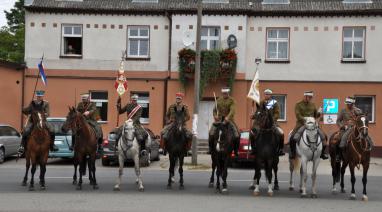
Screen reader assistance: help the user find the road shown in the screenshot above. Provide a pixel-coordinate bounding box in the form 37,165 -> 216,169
1,155 -> 382,212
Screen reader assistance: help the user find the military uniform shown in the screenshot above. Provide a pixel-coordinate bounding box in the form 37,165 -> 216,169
76,101 -> 103,140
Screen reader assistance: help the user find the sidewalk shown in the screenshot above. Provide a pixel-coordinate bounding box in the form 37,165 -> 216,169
154,154 -> 382,176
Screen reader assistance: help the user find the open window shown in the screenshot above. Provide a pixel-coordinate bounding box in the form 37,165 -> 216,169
61,24 -> 83,57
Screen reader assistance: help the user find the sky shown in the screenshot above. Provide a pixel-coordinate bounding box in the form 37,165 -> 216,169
0,0 -> 16,27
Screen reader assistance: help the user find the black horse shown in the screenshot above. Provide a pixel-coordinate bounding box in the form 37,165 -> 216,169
208,120 -> 235,194
165,106 -> 188,190
250,105 -> 280,196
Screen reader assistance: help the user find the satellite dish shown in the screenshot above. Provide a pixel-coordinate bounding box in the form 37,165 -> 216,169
182,31 -> 194,47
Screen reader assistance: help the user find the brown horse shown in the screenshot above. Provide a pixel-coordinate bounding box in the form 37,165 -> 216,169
22,110 -> 51,191
62,107 -> 98,190
329,114 -> 371,201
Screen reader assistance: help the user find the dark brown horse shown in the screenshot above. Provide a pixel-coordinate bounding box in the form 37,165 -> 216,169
62,107 -> 98,190
22,110 -> 51,191
329,114 -> 371,201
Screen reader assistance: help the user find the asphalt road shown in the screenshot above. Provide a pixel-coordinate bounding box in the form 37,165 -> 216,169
1,156 -> 382,212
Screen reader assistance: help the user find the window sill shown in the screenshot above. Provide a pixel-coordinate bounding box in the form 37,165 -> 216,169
125,57 -> 151,61
341,60 -> 366,64
60,55 -> 83,59
97,121 -> 108,124
264,60 -> 290,64
277,119 -> 287,123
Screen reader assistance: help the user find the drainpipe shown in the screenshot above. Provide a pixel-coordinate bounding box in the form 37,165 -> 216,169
20,64 -> 26,130
163,11 -> 173,127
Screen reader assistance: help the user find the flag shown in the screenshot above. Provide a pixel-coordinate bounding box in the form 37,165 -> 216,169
247,69 -> 260,104
115,60 -> 128,96
38,60 -> 47,86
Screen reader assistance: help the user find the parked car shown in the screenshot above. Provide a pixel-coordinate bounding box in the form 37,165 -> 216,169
0,124 -> 21,163
102,128 -> 160,166
47,117 -> 74,159
230,130 -> 255,166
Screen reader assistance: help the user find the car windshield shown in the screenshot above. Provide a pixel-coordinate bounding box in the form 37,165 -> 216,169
48,121 -> 71,135
241,131 -> 249,139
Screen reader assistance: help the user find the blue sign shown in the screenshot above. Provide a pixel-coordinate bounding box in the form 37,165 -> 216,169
323,99 -> 339,114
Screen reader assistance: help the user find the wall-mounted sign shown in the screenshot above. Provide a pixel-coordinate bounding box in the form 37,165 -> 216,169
323,114 -> 337,125
323,99 -> 339,114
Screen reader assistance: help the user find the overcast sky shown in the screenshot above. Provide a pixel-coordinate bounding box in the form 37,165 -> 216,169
0,0 -> 16,27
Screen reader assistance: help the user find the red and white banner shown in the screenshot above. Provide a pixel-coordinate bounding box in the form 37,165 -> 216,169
115,60 -> 128,96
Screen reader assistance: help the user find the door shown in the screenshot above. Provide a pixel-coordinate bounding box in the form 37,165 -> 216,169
197,101 -> 215,140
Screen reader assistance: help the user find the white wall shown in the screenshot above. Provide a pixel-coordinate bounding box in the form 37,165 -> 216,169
25,12 -> 170,72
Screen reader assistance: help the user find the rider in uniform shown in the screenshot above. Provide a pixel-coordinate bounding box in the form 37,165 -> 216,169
116,94 -> 148,156
18,90 -> 58,154
161,92 -> 193,153
250,89 -> 285,156
208,87 -> 240,156
72,93 -> 104,153
289,91 -> 328,160
337,96 -> 373,157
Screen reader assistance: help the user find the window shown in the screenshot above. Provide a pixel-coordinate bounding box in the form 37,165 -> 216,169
263,0 -> 290,4
61,24 -> 82,56
343,0 -> 372,3
203,0 -> 229,3
355,96 -> 375,123
127,26 -> 150,58
90,91 -> 108,122
342,27 -> 366,61
273,95 -> 287,121
266,28 -> 289,61
201,26 -> 220,50
131,92 -> 150,124
132,0 -> 158,2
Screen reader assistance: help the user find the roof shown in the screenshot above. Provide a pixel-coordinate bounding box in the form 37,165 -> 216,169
0,60 -> 25,70
26,0 -> 382,16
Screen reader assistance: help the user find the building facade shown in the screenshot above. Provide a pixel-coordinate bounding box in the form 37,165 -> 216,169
4,0 -> 381,155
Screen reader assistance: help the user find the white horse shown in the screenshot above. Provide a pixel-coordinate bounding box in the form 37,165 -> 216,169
113,119 -> 145,192
289,117 -> 323,198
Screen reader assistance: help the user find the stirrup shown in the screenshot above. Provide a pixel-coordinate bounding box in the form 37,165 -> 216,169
140,149 -> 148,157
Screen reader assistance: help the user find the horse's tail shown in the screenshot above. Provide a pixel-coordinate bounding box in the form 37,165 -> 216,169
290,157 -> 301,172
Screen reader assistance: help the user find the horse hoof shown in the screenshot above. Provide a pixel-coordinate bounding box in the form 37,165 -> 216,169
179,185 -> 185,190
208,182 -> 214,188
171,177 -> 175,183
21,181 -> 27,187
253,191 -> 260,196
167,185 -> 172,190
301,194 -> 307,198
289,187 -> 294,191
249,185 -> 255,190
29,186 -> 35,191
268,192 -> 274,197
274,185 -> 280,191
299,189 -> 303,193
72,180 -> 77,185
311,194 -> 318,199
113,186 -> 120,191
139,187 -> 145,192
222,188 -> 228,194
350,194 -> 356,200
215,189 -> 221,194
331,188 -> 337,195
76,185 -> 82,190
135,179 -> 139,185
93,185 -> 99,190
40,185 -> 46,191
341,188 -> 346,193
362,195 -> 368,202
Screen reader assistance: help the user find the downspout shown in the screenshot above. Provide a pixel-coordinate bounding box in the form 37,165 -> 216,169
163,11 -> 172,127
21,64 -> 26,130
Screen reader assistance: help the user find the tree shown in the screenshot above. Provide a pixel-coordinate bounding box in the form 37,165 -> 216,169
0,0 -> 25,63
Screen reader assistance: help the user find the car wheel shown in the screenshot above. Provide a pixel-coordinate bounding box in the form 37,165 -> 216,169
0,148 -> 5,164
101,158 -> 110,166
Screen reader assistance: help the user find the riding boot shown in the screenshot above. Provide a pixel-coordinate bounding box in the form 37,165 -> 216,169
97,138 -> 104,155
278,140 -> 285,156
50,133 -> 59,152
18,136 -> 28,154
70,135 -> 75,151
251,140 -> 257,155
320,145 -> 329,160
233,137 -> 239,157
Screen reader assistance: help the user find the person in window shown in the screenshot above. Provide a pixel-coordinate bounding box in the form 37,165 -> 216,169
337,96 -> 373,158
72,93 -> 104,154
208,87 -> 240,156
251,89 -> 285,156
117,94 -> 148,156
18,90 -> 58,154
289,91 -> 328,160
161,92 -> 193,155
67,45 -> 76,54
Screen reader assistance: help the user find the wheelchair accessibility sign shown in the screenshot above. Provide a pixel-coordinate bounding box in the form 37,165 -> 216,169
324,114 -> 337,125
323,99 -> 339,114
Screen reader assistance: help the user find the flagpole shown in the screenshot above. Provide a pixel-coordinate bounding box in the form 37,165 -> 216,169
31,54 -> 44,102
116,51 -> 126,127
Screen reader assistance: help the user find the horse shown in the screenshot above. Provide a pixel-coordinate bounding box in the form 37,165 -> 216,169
288,117 -> 322,198
21,110 -> 51,191
208,120 -> 235,194
251,106 -> 279,196
165,106 -> 188,190
330,114 -> 371,201
113,119 -> 145,191
62,107 -> 98,190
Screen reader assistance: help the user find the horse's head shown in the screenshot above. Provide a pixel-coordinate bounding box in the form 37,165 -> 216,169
304,117 -> 318,130
212,121 -> 231,153
122,119 -> 135,141
257,105 -> 274,130
354,114 -> 369,140
30,110 -> 45,129
62,106 -> 81,134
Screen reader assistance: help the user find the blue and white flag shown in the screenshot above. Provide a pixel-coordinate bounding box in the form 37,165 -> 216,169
38,60 -> 47,86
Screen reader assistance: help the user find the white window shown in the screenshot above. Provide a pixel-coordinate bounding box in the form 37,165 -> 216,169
266,28 -> 289,61
61,24 -> 82,56
342,27 -> 366,61
127,26 -> 150,58
201,26 -> 220,50
355,96 -> 375,123
90,91 -> 108,122
263,0 -> 290,4
273,95 -> 287,121
131,92 -> 150,124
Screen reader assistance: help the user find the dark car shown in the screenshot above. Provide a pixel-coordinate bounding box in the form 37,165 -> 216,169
230,130 -> 255,166
101,128 -> 160,166
47,118 -> 74,159
0,124 -> 21,164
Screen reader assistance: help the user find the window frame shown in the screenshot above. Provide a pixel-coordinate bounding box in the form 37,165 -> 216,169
354,95 -> 375,123
265,27 -> 290,62
201,26 -> 221,50
89,91 -> 109,124
127,25 -> 151,59
341,26 -> 366,62
60,24 -> 83,58
272,94 -> 287,122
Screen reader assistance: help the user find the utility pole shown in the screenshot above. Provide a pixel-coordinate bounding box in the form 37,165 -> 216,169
192,0 -> 202,165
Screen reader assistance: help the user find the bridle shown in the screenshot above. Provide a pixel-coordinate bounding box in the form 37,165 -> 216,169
348,115 -> 370,169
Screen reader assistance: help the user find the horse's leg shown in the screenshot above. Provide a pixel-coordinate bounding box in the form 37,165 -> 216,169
340,161 -> 348,193
134,149 -> 144,192
179,155 -> 184,190
76,155 -> 83,190
362,161 -> 369,201
273,159 -> 279,191
39,159 -> 46,190
167,154 -> 175,189
209,154 -> 215,188
331,157 -> 338,194
311,158 -> 321,198
249,171 -> 256,190
87,158 -> 94,185
29,162 -> 37,191
215,156 -> 221,193
349,164 -> 357,200
22,155 -> 30,186
266,160 -> 274,196
300,158 -> 308,197
91,154 -> 98,190
289,158 -> 295,191
221,157 -> 229,194
73,157 -> 78,185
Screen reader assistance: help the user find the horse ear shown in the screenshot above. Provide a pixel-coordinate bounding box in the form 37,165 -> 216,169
68,106 -> 72,112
